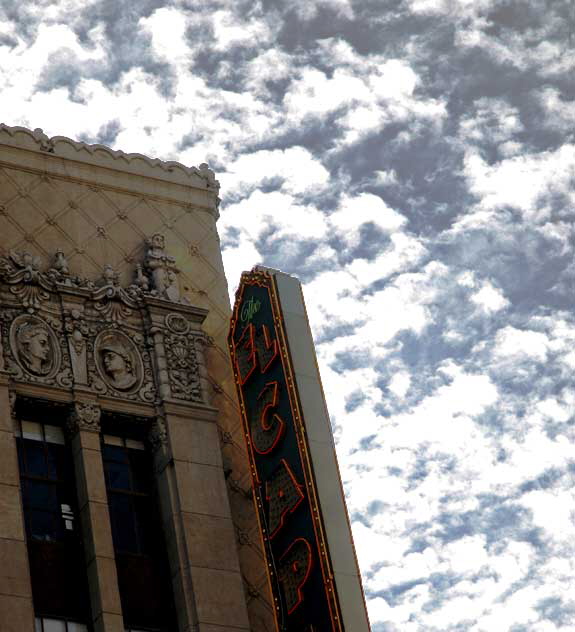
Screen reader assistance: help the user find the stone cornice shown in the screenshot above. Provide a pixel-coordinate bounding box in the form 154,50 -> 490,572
0,123 -> 220,213
161,398 -> 219,421
143,295 -> 209,324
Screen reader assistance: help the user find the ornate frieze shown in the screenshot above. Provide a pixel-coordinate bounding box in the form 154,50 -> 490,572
0,235 -> 209,407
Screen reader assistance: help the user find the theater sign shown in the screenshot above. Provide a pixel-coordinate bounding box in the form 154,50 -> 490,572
228,267 -> 371,632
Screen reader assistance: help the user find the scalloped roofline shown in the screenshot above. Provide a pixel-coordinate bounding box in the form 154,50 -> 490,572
0,123 -> 220,194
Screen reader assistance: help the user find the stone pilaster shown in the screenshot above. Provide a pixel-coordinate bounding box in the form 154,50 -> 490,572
68,400 -> 124,632
151,400 -> 251,632
144,297 -> 250,631
0,380 -> 35,632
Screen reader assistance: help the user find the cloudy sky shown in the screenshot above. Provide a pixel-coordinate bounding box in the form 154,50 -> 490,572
1,0 -> 574,629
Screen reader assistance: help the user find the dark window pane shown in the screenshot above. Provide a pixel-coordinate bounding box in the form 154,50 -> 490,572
24,441 -> 47,477
134,496 -> 154,554
46,444 -> 68,481
29,509 -> 56,541
26,480 -> 58,512
117,553 -> 170,630
102,444 -> 128,464
129,451 -> 151,493
29,540 -> 90,621
110,494 -> 138,552
105,461 -> 131,490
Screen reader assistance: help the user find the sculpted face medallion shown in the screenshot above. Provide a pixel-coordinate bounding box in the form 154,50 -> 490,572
11,315 -> 60,377
95,331 -> 142,392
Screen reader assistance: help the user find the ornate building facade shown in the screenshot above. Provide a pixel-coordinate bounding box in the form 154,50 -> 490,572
0,124 -> 275,632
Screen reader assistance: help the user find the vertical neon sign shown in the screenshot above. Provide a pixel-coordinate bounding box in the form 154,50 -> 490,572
229,269 -> 344,632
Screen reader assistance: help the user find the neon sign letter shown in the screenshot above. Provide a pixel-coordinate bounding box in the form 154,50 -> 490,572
278,538 -> 313,614
265,458 -> 304,537
250,382 -> 286,455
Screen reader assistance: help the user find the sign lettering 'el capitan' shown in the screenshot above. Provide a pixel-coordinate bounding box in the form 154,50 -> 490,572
229,268 -> 345,631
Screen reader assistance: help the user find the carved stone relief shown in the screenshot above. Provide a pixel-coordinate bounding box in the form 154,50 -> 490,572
0,236 -> 205,405
144,233 -> 182,302
94,330 -> 143,392
165,313 -> 189,335
67,402 -> 101,435
86,321 -> 156,403
10,315 -> 60,378
93,264 -> 139,323
0,251 -> 50,310
162,313 -> 203,403
148,416 -> 168,452
63,308 -> 96,386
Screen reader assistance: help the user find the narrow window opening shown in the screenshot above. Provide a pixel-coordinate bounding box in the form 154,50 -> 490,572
101,420 -> 177,632
15,399 -> 91,628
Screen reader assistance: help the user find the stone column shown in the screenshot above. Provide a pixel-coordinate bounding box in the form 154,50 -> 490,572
151,402 -> 251,632
68,399 -> 124,632
0,380 -> 35,631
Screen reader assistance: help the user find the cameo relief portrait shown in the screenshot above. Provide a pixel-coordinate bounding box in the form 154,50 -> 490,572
95,331 -> 142,392
10,316 -> 60,377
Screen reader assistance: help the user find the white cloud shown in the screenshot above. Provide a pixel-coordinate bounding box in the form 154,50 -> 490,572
306,260 -> 442,356
342,233 -> 427,286
522,488 -> 575,540
221,239 -> 261,297
451,7 -> 573,78
211,9 -> 275,51
284,66 -> 370,118
536,397 -> 572,423
220,146 -> 330,196
372,169 -> 399,187
470,281 -> 509,313
492,326 -> 550,362
220,190 -> 328,243
0,22 -> 107,132
407,0 -> 492,16
538,87 -> 575,133
284,41 -> 446,146
459,98 -> 524,155
288,0 -> 354,21
328,193 -> 406,245
464,144 -> 575,221
244,48 -> 294,96
388,371 -> 411,398
140,7 -> 191,61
